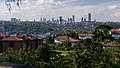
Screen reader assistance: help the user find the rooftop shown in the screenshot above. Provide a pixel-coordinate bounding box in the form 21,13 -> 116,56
79,33 -> 94,36
30,36 -> 43,40
111,29 -> 120,34
103,43 -> 119,47
0,33 -> 9,37
69,38 -> 80,42
56,36 -> 69,39
2,36 -> 23,41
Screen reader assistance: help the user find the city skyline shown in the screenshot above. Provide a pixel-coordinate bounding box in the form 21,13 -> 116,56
0,0 -> 120,22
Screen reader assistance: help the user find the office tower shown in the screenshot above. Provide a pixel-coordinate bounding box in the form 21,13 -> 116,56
68,18 -> 70,22
59,16 -> 63,23
57,19 -> 59,22
84,18 -> 86,22
52,18 -> 54,22
40,18 -> 42,22
81,17 -> 84,22
88,13 -> 91,22
43,18 -> 46,22
11,18 -> 17,22
72,15 -> 75,22
70,18 -> 73,23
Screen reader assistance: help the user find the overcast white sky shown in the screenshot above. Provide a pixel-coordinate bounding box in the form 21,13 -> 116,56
0,0 -> 120,22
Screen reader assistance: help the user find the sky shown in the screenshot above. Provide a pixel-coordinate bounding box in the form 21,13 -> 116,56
0,0 -> 120,22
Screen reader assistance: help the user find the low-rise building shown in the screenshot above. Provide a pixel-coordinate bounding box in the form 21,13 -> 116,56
1,34 -> 43,52
54,36 -> 80,46
79,33 -> 95,40
102,43 -> 120,50
2,36 -> 24,51
111,29 -> 120,39
69,38 -> 80,46
54,36 -> 69,44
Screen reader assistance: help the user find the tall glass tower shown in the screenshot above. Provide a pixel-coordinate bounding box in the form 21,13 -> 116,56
88,13 -> 91,22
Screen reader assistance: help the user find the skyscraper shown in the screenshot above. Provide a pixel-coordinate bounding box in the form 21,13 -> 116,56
59,16 -> 63,24
72,15 -> 75,22
52,18 -> 54,22
88,13 -> 91,22
68,18 -> 70,22
84,18 -> 86,22
70,18 -> 73,23
81,17 -> 84,22
40,17 -> 42,22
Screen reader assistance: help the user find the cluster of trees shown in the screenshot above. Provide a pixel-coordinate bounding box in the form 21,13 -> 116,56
0,41 -> 120,68
0,24 -> 120,68
0,21 -> 94,34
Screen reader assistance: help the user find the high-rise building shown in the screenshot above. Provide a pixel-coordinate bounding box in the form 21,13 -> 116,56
43,18 -> 46,22
84,18 -> 86,22
59,16 -> 63,23
68,18 -> 70,22
72,15 -> 75,22
40,18 -> 42,22
52,18 -> 54,22
70,18 -> 73,23
81,17 -> 84,22
88,13 -> 92,22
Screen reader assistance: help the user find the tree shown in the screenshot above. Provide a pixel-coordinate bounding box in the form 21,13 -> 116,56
93,24 -> 113,41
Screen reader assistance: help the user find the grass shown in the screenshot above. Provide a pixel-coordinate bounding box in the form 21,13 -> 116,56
51,50 -> 73,56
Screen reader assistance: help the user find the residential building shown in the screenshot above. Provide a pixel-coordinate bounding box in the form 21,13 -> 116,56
54,36 -> 80,46
1,34 -> 43,52
79,33 -> 95,40
102,43 -> 120,50
111,29 -> 120,39
2,36 -> 24,51
54,36 -> 69,44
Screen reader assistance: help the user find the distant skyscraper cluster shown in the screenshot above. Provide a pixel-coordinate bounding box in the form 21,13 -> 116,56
39,15 -> 76,24
39,13 -> 94,24
10,13 -> 95,24
11,18 -> 21,22
81,13 -> 92,22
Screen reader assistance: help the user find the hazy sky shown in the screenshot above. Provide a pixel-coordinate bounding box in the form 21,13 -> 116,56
0,0 -> 120,22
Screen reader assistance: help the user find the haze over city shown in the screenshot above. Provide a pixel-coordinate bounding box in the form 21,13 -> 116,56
0,0 -> 120,22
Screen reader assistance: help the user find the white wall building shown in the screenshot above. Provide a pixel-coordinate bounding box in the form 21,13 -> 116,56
111,29 -> 120,39
79,33 -> 95,40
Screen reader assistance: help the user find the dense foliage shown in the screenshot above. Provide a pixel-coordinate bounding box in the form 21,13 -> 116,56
0,41 -> 120,68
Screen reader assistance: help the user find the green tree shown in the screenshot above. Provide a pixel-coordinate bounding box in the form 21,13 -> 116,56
93,24 -> 113,41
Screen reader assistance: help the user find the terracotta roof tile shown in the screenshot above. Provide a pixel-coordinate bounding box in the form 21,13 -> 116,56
0,33 -> 9,37
30,36 -> 43,40
2,36 -> 23,41
112,29 -> 120,34
69,38 -> 80,42
56,36 -> 69,39
103,43 -> 119,47
23,37 -> 32,40
80,33 -> 94,36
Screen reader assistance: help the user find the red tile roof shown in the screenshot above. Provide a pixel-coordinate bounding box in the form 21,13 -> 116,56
0,33 -> 9,37
30,36 -> 43,40
112,29 -> 120,34
23,37 -> 32,40
80,33 -> 94,36
103,43 -> 119,47
2,36 -> 23,41
56,36 -> 69,39
69,38 -> 80,42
